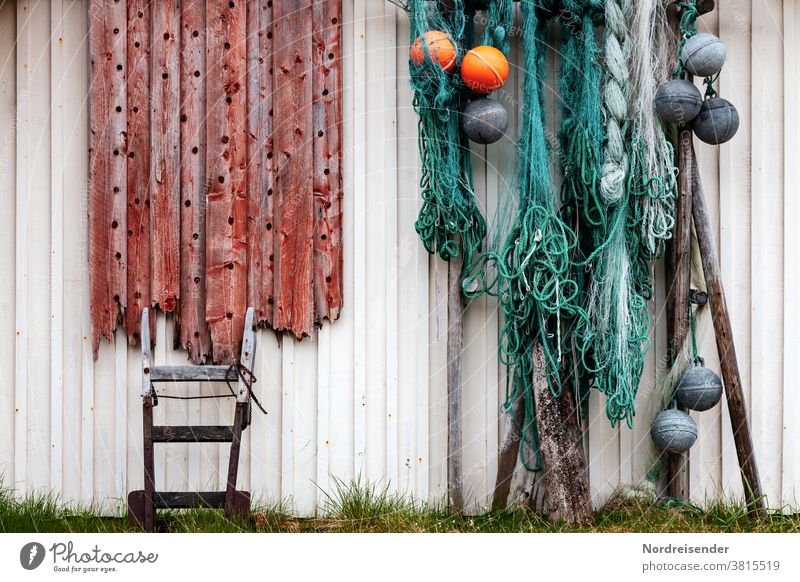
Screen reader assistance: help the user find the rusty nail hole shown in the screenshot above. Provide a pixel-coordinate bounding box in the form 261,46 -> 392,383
113,186 -> 120,193
269,254 -> 274,261
163,32 -> 170,41
267,31 -> 272,40
228,216 -> 234,225
218,176 -> 225,183
184,199 -> 191,207
113,28 -> 119,34
134,291 -> 141,299
111,220 -> 119,228
267,188 -> 273,196
328,53 -> 335,60
323,168 -> 330,175
224,42 -> 231,49
194,331 -> 200,338
134,197 -> 140,204
226,96 -> 232,104
325,276 -> 332,283
192,232 -> 199,240
221,135 -> 230,143
134,41 -> 140,48
226,311 -> 233,319
194,277 -> 200,284
143,367 -> 150,374
193,30 -> 199,38
267,297 -> 274,305
194,70 -> 201,77
113,149 -> 119,156
127,229 -> 133,236
162,72 -> 169,80
181,114 -> 187,122
138,11 -> 143,18
229,1 -> 235,7
116,64 -> 123,71
322,89 -> 329,96
132,106 -> 139,113
192,146 -> 199,154
115,252 -> 121,259
266,152 -> 273,159
318,130 -> 324,137
116,105 -> 122,112
321,234 -> 327,240
129,151 -> 135,158
266,222 -> 272,230
332,18 -> 338,24
227,263 -> 234,270
113,294 -> 120,302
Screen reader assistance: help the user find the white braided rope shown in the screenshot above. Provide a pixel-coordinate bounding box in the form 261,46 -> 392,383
600,0 -> 632,204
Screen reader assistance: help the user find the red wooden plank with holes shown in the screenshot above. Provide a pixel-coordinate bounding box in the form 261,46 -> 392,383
206,0 -> 248,363
245,0 -> 275,327
312,0 -> 344,324
150,0 -> 181,314
88,0 -> 126,356
125,0 -> 153,346
273,0 -> 315,338
180,0 -> 212,363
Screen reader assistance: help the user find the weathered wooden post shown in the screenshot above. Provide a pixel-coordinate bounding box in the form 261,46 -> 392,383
447,238 -> 464,515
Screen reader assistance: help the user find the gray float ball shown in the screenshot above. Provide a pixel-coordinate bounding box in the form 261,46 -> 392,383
682,33 -> 727,77
692,98 -> 739,144
675,364 -> 723,412
651,409 -> 698,454
462,98 -> 508,145
655,79 -> 703,124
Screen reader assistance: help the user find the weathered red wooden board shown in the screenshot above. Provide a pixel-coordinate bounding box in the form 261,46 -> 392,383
245,0 -> 275,326
312,0 -> 344,324
179,0 -> 212,363
150,1 -> 181,314
89,0 -> 126,356
206,0 -> 249,363
273,0 -> 315,338
125,0 -> 153,346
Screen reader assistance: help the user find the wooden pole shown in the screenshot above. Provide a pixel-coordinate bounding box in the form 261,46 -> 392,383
689,154 -> 767,517
667,128 -> 695,500
447,244 -> 464,515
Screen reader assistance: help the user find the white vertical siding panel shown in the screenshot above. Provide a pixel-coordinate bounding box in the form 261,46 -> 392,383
0,1 -> 17,489
782,0 -> 800,510
251,331 -> 282,504
163,318 -> 190,493
363,0 -> 388,486
19,0 -> 53,493
383,1 -> 400,496
49,0 -> 64,497
750,0 -> 784,508
718,0 -> 752,503
352,0 -> 368,480
326,0 -> 357,494
394,6 -> 428,501
316,325 -> 332,507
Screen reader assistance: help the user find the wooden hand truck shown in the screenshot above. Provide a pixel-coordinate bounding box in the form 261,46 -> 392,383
128,307 -> 257,531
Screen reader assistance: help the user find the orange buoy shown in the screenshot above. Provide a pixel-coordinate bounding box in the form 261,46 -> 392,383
410,31 -> 456,73
461,45 -> 509,94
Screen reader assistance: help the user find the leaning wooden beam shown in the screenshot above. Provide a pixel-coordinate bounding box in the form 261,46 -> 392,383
690,153 -> 766,517
491,391 -> 525,511
532,344 -> 593,525
447,247 -> 464,515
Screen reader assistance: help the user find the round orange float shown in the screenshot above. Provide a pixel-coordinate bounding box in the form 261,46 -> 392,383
461,45 -> 509,94
410,31 -> 456,73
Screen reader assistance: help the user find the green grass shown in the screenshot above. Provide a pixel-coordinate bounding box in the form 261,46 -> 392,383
2,479 -> 799,533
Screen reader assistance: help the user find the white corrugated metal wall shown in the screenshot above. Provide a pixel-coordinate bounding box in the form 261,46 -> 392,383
0,0 -> 797,515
